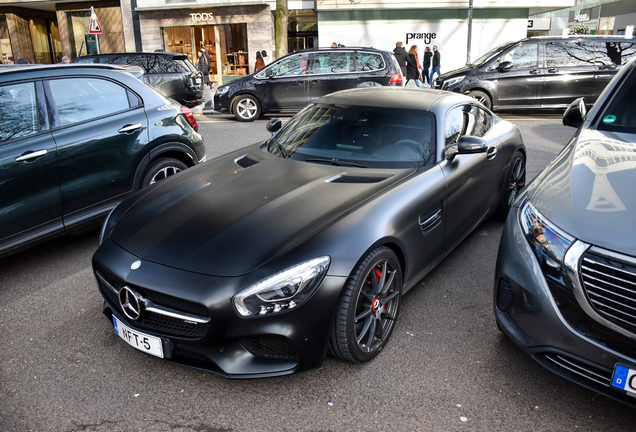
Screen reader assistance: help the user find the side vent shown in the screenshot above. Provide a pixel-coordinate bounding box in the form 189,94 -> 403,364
497,278 -> 513,312
327,174 -> 392,184
235,155 -> 261,169
418,202 -> 442,235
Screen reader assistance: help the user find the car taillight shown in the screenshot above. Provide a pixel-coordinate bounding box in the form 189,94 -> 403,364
390,73 -> 403,84
181,106 -> 198,132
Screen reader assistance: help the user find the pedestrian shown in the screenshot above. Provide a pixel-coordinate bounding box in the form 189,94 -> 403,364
255,51 -> 265,72
261,50 -> 269,65
393,42 -> 408,82
197,49 -> 211,87
429,45 -> 441,85
16,55 -> 28,65
201,45 -> 211,66
61,56 -> 70,64
422,46 -> 432,85
406,45 -> 425,88
331,42 -> 338,48
56,54 -> 63,63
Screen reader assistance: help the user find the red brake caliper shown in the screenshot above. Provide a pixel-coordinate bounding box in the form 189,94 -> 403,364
371,267 -> 383,313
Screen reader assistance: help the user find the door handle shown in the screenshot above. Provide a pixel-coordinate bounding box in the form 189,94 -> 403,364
118,123 -> 143,134
15,149 -> 48,162
548,68 -> 558,73
487,147 -> 497,160
530,69 -> 541,74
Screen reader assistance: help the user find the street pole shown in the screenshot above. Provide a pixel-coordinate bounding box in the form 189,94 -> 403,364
466,0 -> 473,65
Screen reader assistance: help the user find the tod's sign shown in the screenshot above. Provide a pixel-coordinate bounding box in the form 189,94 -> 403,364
190,12 -> 214,22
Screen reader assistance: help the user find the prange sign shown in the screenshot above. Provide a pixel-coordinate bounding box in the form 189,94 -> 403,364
406,32 -> 437,45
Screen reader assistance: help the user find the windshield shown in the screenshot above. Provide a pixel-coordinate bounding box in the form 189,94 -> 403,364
267,104 -> 436,168
472,41 -> 517,67
597,65 -> 636,134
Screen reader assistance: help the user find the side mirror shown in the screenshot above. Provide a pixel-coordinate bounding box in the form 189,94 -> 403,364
498,61 -> 513,73
457,136 -> 488,154
267,118 -> 282,135
563,97 -> 587,128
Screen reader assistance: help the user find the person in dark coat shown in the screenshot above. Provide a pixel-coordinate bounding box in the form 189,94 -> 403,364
429,45 -> 441,84
197,49 -> 211,87
393,42 -> 408,82
406,45 -> 425,88
255,51 -> 265,72
422,46 -> 432,85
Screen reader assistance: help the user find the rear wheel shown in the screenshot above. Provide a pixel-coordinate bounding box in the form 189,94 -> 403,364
329,247 -> 402,363
494,151 -> 525,220
233,95 -> 261,122
141,157 -> 187,188
467,90 -> 492,110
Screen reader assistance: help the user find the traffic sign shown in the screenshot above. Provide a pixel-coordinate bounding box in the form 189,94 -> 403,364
89,7 -> 102,34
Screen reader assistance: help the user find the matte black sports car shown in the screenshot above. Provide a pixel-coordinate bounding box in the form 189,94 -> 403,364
494,57 -> 636,407
93,87 -> 525,378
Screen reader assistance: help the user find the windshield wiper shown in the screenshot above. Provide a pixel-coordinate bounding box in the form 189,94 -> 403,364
305,157 -> 367,168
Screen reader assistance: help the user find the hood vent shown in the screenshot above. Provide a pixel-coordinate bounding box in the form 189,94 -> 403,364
235,154 -> 261,169
327,174 -> 393,184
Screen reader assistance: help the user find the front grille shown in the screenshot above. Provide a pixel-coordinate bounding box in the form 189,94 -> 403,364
94,262 -> 210,338
580,249 -> 636,335
543,353 -> 612,388
496,278 -> 513,312
241,335 -> 297,360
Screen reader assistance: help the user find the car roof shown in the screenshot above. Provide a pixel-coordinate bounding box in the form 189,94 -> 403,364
78,52 -> 187,58
0,63 -> 130,77
522,35 -> 636,42
315,87 -> 473,113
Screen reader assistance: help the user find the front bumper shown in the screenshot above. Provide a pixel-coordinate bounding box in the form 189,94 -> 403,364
93,239 -> 345,378
494,205 -> 636,407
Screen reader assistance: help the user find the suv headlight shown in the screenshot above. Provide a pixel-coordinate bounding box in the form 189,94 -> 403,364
520,201 -> 574,285
233,256 -> 330,317
443,76 -> 465,88
216,86 -> 229,95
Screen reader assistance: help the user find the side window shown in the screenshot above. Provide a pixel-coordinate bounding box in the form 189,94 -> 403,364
444,106 -> 465,147
355,52 -> 386,72
595,42 -> 636,66
0,82 -> 38,142
312,52 -> 352,74
546,41 -> 595,67
271,54 -> 309,77
49,78 -> 130,126
495,44 -> 538,70
464,105 -> 492,137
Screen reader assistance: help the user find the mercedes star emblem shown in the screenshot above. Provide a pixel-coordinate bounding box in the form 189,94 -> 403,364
119,286 -> 143,321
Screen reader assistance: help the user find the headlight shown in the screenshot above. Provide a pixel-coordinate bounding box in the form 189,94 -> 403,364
520,201 -> 574,285
216,86 -> 229,95
233,256 -> 330,317
443,76 -> 465,88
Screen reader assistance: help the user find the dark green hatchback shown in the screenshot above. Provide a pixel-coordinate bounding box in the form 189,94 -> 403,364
0,64 -> 206,259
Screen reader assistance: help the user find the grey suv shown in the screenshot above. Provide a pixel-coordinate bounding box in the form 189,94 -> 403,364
434,36 -> 636,111
214,47 -> 403,121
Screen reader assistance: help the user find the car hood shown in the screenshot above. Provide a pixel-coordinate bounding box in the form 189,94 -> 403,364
529,128 -> 636,256
437,65 -> 476,81
111,146 -> 413,276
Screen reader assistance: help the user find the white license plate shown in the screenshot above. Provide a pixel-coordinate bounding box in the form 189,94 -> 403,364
611,364 -> 636,396
195,78 -> 202,84
113,315 -> 164,358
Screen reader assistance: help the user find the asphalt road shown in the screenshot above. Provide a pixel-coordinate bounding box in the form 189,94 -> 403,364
2,114 -> 636,431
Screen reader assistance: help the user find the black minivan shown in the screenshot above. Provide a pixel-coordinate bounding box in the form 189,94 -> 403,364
433,36 -> 636,111
214,47 -> 403,121
74,52 -> 204,108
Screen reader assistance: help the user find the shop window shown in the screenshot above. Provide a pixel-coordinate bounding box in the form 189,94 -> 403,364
66,10 -> 96,59
29,19 -> 52,64
0,15 -> 13,64
0,83 -> 38,142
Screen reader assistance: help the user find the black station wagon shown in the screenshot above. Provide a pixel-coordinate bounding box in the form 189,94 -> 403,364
0,64 -> 205,259
213,47 -> 403,121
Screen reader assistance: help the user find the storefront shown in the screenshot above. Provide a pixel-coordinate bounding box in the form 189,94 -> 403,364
134,0 -> 276,85
0,7 -> 62,64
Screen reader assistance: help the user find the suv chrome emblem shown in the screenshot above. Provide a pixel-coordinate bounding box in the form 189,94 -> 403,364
119,286 -> 143,321
131,260 -> 141,270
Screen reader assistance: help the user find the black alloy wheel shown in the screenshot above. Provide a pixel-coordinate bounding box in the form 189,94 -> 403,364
233,94 -> 261,122
141,157 -> 188,187
329,247 -> 402,363
494,150 -> 526,220
467,90 -> 492,110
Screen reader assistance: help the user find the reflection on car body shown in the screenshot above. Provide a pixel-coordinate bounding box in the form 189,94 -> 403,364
93,87 -> 525,378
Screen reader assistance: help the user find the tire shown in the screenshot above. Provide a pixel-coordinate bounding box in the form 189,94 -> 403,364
467,90 -> 492,110
141,157 -> 188,188
233,95 -> 261,122
494,150 -> 526,221
329,247 -> 402,363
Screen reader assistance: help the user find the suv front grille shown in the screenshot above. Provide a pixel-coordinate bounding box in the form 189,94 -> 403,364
542,353 -> 611,388
94,262 -> 210,338
580,249 -> 636,335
